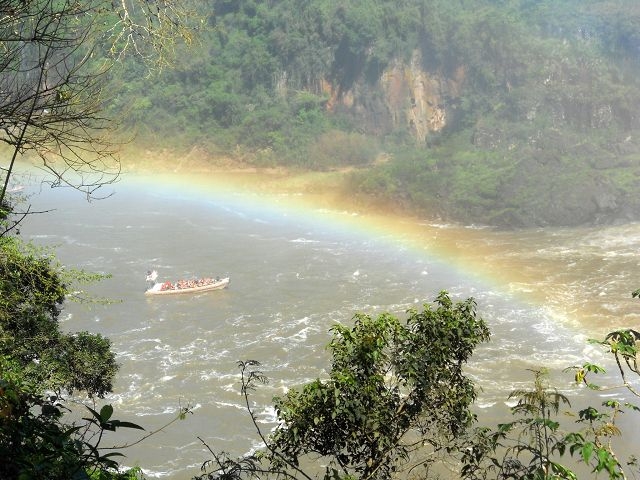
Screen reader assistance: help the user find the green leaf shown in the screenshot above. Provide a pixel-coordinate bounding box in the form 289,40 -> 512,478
99,404 -> 114,422
624,402 -> 640,412
583,363 -> 606,374
549,461 -> 577,480
100,452 -> 126,459
109,420 -> 145,430
581,442 -> 594,463
578,406 -> 601,422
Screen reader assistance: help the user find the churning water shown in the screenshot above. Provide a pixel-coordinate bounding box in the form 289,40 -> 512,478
17,169 -> 640,479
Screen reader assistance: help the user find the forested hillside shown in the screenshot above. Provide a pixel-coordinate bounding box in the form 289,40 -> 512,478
111,0 -> 640,227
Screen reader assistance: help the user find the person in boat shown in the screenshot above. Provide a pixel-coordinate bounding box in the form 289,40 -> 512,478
148,273 -> 222,292
146,270 -> 159,282
170,277 -> 215,290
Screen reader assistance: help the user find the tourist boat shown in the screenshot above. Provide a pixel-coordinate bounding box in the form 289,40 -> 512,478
144,271 -> 230,296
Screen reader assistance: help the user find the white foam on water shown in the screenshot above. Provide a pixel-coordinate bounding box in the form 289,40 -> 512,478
290,237 -> 320,243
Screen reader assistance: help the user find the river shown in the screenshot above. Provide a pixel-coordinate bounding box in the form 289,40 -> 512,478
17,168 -> 640,479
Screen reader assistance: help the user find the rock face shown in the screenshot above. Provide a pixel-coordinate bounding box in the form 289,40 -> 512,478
313,49 -> 640,228
322,50 -> 461,145
382,52 -> 460,144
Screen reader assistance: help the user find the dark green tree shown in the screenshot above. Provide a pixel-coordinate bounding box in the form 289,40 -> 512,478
0,236 -> 117,397
0,236 -> 146,479
198,292 -> 490,480
0,235 -> 195,479
0,357 -> 145,480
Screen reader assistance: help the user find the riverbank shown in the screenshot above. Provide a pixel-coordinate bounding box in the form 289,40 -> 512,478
121,145 -> 398,219
121,143 -> 640,230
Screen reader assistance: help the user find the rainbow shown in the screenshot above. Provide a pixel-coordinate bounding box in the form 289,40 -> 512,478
22,163 -> 633,333
123,170 -> 552,308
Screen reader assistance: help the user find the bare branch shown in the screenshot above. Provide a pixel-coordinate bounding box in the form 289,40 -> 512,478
0,0 -> 199,207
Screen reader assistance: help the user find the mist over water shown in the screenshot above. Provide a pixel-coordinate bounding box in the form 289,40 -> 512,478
18,171 -> 640,479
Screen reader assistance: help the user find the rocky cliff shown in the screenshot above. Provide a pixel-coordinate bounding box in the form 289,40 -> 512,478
315,47 -> 640,227
321,50 -> 461,145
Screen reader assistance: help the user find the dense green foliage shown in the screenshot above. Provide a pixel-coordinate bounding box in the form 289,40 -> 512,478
198,293 -> 491,480
0,237 -> 118,397
197,304 -> 640,480
461,326 -> 640,480
114,0 -> 640,227
0,361 -> 145,480
270,293 -> 490,480
0,236 -> 150,479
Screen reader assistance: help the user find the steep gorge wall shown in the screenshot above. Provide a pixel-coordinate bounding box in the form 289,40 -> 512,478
312,47 -> 640,227
320,51 -> 463,144
315,46 -> 640,149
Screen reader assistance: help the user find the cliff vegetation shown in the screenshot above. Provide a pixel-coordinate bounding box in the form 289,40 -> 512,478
111,0 -> 640,227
